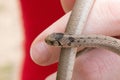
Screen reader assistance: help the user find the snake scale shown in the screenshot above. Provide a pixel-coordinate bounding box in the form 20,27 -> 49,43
45,33 -> 120,54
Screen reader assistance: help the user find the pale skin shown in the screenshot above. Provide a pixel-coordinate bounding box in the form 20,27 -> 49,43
30,0 -> 120,80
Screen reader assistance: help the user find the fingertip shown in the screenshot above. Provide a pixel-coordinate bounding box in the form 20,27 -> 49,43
60,0 -> 75,13
30,41 -> 51,66
30,38 -> 61,66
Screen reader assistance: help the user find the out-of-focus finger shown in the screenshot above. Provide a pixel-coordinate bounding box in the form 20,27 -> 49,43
60,0 -> 75,13
45,72 -> 57,80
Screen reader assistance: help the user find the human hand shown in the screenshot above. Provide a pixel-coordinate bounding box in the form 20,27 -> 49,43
30,0 -> 120,80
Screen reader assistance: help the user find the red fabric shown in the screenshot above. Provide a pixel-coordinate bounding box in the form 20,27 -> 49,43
20,0 -> 64,80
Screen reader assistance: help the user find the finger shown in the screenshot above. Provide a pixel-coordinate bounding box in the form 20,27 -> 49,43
30,12 -> 71,66
60,0 -> 75,13
45,72 -> 56,80
72,49 -> 120,80
30,0 -> 120,66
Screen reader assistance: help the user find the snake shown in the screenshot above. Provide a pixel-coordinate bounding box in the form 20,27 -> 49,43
45,33 -> 120,54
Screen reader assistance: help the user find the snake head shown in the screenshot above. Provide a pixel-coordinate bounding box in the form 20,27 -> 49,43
45,33 -> 64,46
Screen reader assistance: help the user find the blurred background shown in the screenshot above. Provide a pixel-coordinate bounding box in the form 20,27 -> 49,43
0,0 -> 65,79
0,0 -> 24,80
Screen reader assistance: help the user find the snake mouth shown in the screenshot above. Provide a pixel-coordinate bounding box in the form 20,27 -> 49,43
45,38 -> 54,45
45,38 -> 62,47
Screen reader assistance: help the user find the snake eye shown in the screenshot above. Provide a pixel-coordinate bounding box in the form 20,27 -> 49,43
54,33 -> 64,41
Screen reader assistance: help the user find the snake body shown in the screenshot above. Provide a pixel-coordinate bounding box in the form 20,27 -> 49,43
45,33 -> 120,54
